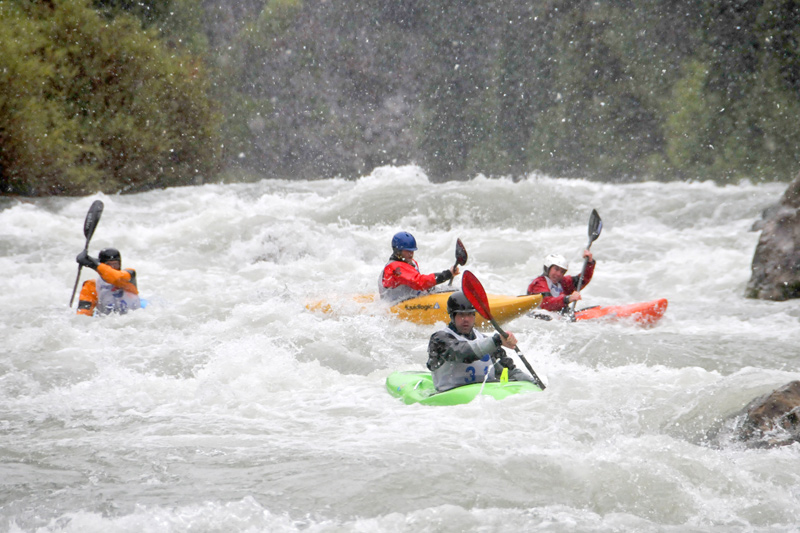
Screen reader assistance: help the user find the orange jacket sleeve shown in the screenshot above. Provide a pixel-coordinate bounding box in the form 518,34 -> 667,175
96,264 -> 139,295
76,280 -> 97,316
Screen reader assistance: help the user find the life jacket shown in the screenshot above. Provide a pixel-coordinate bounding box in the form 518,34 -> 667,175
545,276 -> 564,297
95,269 -> 140,315
431,328 -> 497,392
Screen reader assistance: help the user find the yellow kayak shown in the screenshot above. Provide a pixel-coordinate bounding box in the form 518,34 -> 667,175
307,290 -> 542,327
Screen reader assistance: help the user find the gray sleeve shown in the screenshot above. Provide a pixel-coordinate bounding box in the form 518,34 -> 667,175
428,330 -> 497,364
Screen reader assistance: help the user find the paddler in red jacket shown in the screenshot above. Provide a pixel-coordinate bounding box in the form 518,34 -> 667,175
379,231 -> 459,304
526,251 -> 595,312
75,248 -> 140,316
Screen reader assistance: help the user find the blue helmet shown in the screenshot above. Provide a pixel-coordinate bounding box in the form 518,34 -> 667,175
391,231 -> 417,252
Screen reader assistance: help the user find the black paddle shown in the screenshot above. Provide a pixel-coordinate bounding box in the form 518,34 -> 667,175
447,238 -> 468,286
69,200 -> 104,307
569,209 -> 602,320
462,270 -> 546,390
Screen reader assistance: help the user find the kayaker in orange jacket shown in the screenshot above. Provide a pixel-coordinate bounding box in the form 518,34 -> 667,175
526,251 -> 595,312
379,231 -> 459,304
75,248 -> 140,316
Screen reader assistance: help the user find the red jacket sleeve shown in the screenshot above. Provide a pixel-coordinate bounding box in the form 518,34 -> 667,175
567,260 -> 595,293
382,260 -> 438,291
584,260 -> 596,287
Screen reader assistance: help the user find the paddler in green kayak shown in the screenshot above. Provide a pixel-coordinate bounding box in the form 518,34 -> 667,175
427,292 -> 537,391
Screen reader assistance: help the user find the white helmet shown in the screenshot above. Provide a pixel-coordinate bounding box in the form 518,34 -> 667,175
543,253 -> 568,273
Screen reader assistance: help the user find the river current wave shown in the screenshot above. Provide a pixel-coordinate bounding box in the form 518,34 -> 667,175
1,166 -> 799,532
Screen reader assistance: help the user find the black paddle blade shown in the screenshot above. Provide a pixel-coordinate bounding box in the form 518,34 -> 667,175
588,209 -> 602,243
448,238 -> 468,286
455,238 -> 468,266
70,200 -> 104,307
84,200 -> 104,241
461,270 -> 493,322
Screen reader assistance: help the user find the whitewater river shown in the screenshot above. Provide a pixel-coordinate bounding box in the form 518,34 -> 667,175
2,166 -> 799,532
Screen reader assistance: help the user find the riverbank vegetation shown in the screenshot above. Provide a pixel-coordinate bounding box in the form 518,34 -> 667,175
2,0 -> 800,195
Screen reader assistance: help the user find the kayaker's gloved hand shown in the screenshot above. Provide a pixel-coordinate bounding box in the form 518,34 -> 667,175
435,269 -> 454,284
76,250 -> 100,270
497,354 -> 516,369
567,292 -> 582,304
498,331 -> 518,350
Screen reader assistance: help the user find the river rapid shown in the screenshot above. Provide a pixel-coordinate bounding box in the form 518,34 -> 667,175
2,166 -> 799,532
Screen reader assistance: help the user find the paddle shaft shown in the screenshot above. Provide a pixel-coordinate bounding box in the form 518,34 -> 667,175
447,260 -> 458,286
69,243 -> 90,307
568,239 -> 595,318
489,317 -> 547,390
461,270 -> 546,390
69,201 -> 104,307
569,210 -> 602,319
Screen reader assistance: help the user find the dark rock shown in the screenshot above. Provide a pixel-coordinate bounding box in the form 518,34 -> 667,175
746,172 -> 800,300
735,381 -> 800,448
750,202 -> 781,232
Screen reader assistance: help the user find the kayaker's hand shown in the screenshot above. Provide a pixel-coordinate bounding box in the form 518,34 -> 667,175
500,331 -> 517,350
76,250 -> 99,270
583,249 -> 594,262
451,265 -> 460,278
436,268 -> 455,284
568,292 -> 582,303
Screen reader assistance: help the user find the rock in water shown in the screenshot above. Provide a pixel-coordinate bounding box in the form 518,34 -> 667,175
746,173 -> 800,300
736,381 -> 800,448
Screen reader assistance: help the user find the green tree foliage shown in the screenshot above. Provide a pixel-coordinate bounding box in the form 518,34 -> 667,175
212,0 -> 300,174
410,0 -> 799,182
521,0 -> 700,180
0,2 -> 73,195
698,0 -> 800,181
92,0 -> 210,54
0,0 -> 220,196
5,0 -> 800,192
412,0 -> 501,180
214,0 -> 428,179
661,60 -> 720,176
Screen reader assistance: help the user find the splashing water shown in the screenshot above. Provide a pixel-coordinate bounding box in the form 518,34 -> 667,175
1,167 -> 799,532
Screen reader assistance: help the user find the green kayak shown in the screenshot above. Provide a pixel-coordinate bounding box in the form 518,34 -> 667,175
386,371 -> 542,406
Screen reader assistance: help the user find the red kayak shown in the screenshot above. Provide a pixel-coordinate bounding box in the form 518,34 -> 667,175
574,298 -> 668,325
530,298 -> 668,326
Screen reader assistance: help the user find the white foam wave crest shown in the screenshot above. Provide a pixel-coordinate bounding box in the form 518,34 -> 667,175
1,169 -> 799,531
